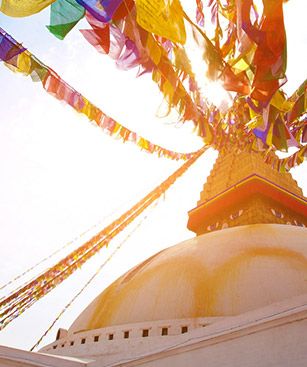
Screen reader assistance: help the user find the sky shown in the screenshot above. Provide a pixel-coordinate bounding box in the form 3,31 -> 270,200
0,0 -> 306,351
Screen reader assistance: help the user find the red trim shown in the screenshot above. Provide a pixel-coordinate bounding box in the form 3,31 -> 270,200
188,175 -> 307,232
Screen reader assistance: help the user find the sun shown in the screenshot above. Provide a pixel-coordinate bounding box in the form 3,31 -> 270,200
202,81 -> 233,110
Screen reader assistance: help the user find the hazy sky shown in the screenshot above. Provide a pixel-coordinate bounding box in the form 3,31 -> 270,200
0,0 -> 306,351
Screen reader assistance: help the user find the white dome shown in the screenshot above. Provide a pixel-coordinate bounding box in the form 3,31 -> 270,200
69,224 -> 307,333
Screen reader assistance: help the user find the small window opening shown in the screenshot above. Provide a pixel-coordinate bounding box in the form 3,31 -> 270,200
108,334 -> 114,340
207,222 -> 219,231
271,208 -> 284,219
124,331 -> 130,339
70,341 -> 74,346
56,330 -> 61,341
142,329 -> 149,337
61,344 -> 65,348
230,210 -> 243,220
181,326 -> 188,334
161,327 -> 168,336
53,345 -> 57,349
81,338 -> 86,344
94,335 -> 99,342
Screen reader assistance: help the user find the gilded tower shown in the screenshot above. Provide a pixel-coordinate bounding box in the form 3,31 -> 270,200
188,147 -> 307,235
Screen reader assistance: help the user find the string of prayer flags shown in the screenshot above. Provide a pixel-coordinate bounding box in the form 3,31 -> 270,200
0,0 -> 294,112
47,0 -> 85,40
86,12 -> 211,139
237,0 -> 287,104
264,145 -> 307,172
0,28 -> 199,161
0,212 -> 110,293
189,0 -> 289,106
248,79 -> 306,151
30,198 -> 161,351
0,2 -> 305,155
0,146 -> 207,330
252,0 -> 287,103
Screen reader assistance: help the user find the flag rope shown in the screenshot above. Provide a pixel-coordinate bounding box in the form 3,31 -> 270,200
30,198 -> 161,351
0,27 -> 200,161
0,146 -> 207,330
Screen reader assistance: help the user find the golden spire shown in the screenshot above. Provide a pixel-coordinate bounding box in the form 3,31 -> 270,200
188,146 -> 307,235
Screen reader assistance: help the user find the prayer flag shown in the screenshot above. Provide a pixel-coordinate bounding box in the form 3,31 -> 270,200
0,0 -> 55,17
47,0 -> 85,40
75,0 -> 124,22
135,0 -> 186,44
0,32 -> 25,61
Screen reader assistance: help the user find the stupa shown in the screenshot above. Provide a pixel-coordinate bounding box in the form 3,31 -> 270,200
1,146 -> 307,367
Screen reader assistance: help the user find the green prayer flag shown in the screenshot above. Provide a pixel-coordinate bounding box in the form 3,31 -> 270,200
47,0 -> 85,40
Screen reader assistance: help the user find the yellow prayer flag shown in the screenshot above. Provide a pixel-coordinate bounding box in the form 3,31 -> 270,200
152,69 -> 162,84
246,115 -> 263,130
266,122 -> 274,147
232,58 -> 250,72
162,80 -> 174,103
137,137 -> 149,149
112,122 -> 121,135
146,35 -> 162,65
135,0 -> 186,44
17,52 -> 32,75
0,0 -> 55,17
270,90 -> 293,113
